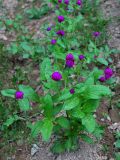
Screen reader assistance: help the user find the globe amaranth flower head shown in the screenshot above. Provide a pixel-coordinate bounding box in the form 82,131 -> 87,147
51,72 -> 62,81
58,0 -> 62,3
15,91 -> 24,100
79,54 -> 85,60
56,5 -> 59,9
58,15 -> 64,23
66,53 -> 74,61
104,67 -> 113,80
64,0 -> 69,5
99,76 -> 106,82
93,32 -> 100,37
70,88 -> 75,94
51,39 -> 57,45
47,27 -> 51,31
76,0 -> 82,6
56,30 -> 65,36
66,60 -> 74,68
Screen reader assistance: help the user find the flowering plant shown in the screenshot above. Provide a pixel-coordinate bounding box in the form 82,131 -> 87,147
1,0 -> 117,154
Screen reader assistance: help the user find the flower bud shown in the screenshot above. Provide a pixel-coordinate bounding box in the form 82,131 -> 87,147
15,91 -> 24,99
58,15 -> 64,23
51,72 -> 62,81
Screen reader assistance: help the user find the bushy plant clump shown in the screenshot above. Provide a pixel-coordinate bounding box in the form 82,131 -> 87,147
0,0 -> 117,154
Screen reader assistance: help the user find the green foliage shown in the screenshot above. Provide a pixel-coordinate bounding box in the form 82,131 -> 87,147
82,115 -> 96,133
115,153 -> 120,160
97,57 -> 108,66
83,85 -> 111,100
3,115 -> 22,127
56,116 -> 70,129
1,89 -> 16,98
0,0 -> 118,156
115,139 -> 120,149
63,97 -> 80,110
40,58 -> 52,81
80,134 -> 94,144
30,121 -> 43,138
43,94 -> 53,118
18,85 -> 39,102
26,5 -> 50,19
51,141 -> 65,153
18,98 -> 30,111
41,118 -> 53,141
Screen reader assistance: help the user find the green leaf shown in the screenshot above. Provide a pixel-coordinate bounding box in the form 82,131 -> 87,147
93,68 -> 103,80
51,141 -> 65,153
10,43 -> 18,54
97,58 -> 108,66
82,115 -> 96,133
40,58 -> 52,80
56,116 -> 70,129
115,139 -> 120,148
93,125 -> 104,139
18,98 -> 30,111
31,121 -> 43,138
3,115 -> 21,127
85,77 -> 94,85
82,99 -> 100,113
81,134 -> 94,144
1,89 -> 16,98
53,104 -> 63,116
5,19 -> 13,26
71,107 -> 85,119
41,118 -> 53,141
115,153 -> 120,160
18,85 -> 39,102
43,79 -> 59,90
64,138 -> 72,151
58,89 -> 72,101
20,42 -> 31,51
63,97 -> 80,110
43,94 -> 53,118
23,53 -> 30,59
84,85 -> 111,99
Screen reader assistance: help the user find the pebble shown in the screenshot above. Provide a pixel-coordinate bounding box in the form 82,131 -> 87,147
31,144 -> 39,156
108,122 -> 120,132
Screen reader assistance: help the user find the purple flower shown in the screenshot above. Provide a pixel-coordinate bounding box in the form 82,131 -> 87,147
76,0 -> 82,6
51,72 -> 62,81
70,88 -> 75,94
94,55 -> 98,59
104,67 -> 113,76
105,74 -> 112,80
104,67 -> 113,80
56,30 -> 65,36
66,60 -> 74,68
58,0 -> 62,3
58,15 -> 64,23
66,53 -> 74,61
47,27 -> 51,31
51,39 -> 57,44
15,91 -> 24,100
56,5 -> 59,9
64,0 -> 69,5
99,76 -> 106,82
93,32 -> 100,37
79,55 -> 85,60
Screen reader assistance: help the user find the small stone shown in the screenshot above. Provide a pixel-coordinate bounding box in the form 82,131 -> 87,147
31,144 -> 39,156
101,118 -> 105,122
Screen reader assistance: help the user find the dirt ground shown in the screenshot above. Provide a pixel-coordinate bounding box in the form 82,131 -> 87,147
0,0 -> 120,160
